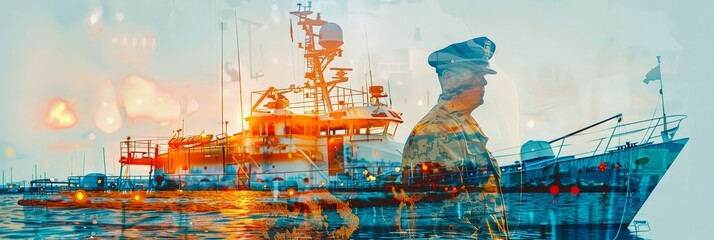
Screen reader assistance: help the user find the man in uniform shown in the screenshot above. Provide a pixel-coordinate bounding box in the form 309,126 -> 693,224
401,37 -> 509,238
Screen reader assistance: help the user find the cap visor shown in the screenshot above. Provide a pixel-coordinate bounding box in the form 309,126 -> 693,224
483,67 -> 497,74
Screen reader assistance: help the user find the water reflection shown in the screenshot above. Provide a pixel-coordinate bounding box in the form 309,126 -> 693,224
1,192 -> 648,239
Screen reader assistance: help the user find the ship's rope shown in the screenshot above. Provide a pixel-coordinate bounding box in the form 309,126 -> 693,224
289,14 -> 299,86
495,173 -> 512,238
639,93 -> 662,144
612,148 -> 634,239
508,160 -> 525,236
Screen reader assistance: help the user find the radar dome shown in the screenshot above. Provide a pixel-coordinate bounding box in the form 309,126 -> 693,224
520,140 -> 555,161
319,22 -> 343,49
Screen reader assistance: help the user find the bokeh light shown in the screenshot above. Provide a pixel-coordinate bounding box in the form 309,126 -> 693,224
115,11 -> 124,22
87,8 -> 103,35
4,146 -> 15,159
45,99 -> 78,129
95,80 -> 123,133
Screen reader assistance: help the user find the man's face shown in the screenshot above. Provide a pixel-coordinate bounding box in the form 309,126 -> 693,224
443,67 -> 489,110
459,70 -> 488,107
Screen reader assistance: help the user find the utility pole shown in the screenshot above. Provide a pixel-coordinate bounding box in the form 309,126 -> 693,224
234,10 -> 246,132
221,21 -> 225,137
103,147 -> 107,176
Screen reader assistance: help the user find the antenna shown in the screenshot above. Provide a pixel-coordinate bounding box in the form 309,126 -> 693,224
103,147 -> 107,176
221,21 -> 225,136
387,75 -> 393,106
240,18 -> 264,80
233,10 -> 246,132
364,26 -> 374,88
656,56 -> 669,139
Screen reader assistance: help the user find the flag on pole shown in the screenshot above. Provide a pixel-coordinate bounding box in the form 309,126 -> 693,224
643,65 -> 661,84
289,18 -> 294,42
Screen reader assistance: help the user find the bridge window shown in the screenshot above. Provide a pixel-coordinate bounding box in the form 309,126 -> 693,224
305,125 -> 317,135
288,121 -> 305,135
266,122 -> 275,136
369,125 -> 385,135
386,122 -> 398,136
251,123 -> 261,136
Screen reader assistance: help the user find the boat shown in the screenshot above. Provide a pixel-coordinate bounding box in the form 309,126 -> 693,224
115,5 -> 408,196
462,113 -> 687,229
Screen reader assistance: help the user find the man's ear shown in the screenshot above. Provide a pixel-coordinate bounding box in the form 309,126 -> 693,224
441,69 -> 455,85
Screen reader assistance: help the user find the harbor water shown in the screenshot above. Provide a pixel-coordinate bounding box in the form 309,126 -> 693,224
0,191 -> 650,239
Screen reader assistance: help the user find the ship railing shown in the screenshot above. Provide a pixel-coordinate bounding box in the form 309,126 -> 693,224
294,147 -> 330,183
249,164 -> 401,190
250,85 -> 370,115
22,179 -> 73,196
492,114 -> 687,164
120,138 -> 172,160
91,163 -> 399,191
65,175 -> 152,191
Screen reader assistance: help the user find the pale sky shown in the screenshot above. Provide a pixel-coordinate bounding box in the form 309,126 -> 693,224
1,0 -> 712,238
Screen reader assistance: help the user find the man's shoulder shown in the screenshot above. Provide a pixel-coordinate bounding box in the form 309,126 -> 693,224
414,112 -> 462,134
411,117 -> 451,136
407,115 -> 464,144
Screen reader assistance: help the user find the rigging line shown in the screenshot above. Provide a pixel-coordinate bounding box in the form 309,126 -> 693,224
364,26 -> 374,88
221,21 -> 225,136
639,93 -> 661,144
494,173 -> 511,237
233,10 -> 245,132
387,76 -> 393,106
612,151 -> 634,239
509,161 -> 524,235
289,16 -> 298,86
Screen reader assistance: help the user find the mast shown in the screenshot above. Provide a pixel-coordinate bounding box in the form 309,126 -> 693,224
239,18 -> 264,80
657,56 -> 668,134
233,10 -> 245,131
290,2 -> 346,115
221,21 -> 225,136
643,56 -> 671,141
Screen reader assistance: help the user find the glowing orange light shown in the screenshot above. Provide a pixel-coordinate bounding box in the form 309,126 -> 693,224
133,193 -> 142,201
4,146 -> 15,159
288,189 -> 295,196
45,99 -> 78,129
421,164 -> 428,171
74,190 -> 88,203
